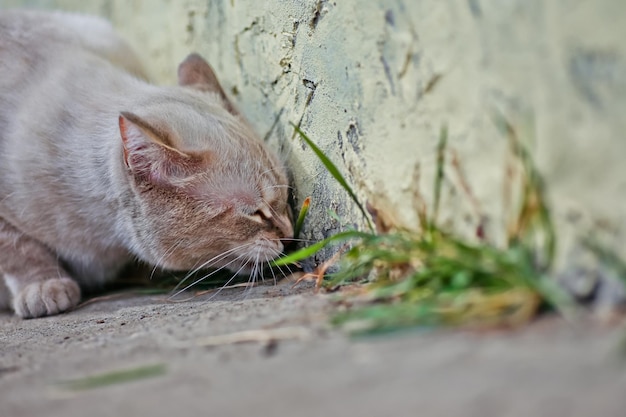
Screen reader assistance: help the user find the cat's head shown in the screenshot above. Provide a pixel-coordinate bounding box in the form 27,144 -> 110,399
118,54 -> 292,274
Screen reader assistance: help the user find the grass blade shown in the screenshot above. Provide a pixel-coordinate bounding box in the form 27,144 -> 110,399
271,230 -> 372,267
56,364 -> 166,391
432,125 -> 448,225
291,123 -> 374,231
491,111 -> 556,269
294,196 -> 311,240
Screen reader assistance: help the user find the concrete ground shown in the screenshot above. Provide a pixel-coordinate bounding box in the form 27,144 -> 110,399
1,279 -> 625,417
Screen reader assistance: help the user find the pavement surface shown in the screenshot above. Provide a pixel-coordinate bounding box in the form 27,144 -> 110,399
1,279 -> 625,417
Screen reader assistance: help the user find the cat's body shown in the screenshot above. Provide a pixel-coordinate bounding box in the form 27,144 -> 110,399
0,10 -> 292,318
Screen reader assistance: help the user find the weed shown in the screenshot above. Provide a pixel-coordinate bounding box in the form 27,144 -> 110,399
278,116 -> 575,334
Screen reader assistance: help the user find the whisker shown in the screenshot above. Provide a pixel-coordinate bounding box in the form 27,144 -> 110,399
255,252 -> 264,289
265,247 -> 294,282
261,184 -> 294,191
258,167 -> 275,177
256,252 -> 262,281
265,253 -> 278,285
273,249 -> 296,277
275,264 -> 289,282
188,243 -> 254,277
170,252 -> 249,298
258,167 -> 281,180
242,253 -> 260,300
248,256 -> 257,287
261,197 -> 285,221
261,255 -> 267,284
204,260 -> 250,302
172,243 -> 256,292
267,237 -> 316,244
150,239 -> 185,280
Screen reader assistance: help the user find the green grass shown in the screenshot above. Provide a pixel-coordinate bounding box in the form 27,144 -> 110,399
55,364 -> 166,391
291,122 -> 374,232
279,115 -> 575,334
294,196 -> 311,240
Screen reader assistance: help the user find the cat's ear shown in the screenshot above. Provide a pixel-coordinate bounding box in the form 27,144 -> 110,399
177,53 -> 238,114
119,111 -> 200,185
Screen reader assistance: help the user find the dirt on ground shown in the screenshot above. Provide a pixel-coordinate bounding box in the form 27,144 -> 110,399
1,279 -> 625,417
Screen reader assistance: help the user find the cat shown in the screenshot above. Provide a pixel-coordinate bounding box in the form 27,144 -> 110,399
0,10 -> 293,318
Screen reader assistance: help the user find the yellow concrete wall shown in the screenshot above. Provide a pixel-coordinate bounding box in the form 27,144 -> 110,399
4,0 -> 625,272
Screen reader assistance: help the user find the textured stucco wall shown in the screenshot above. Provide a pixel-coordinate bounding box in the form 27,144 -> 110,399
4,0 -> 626,273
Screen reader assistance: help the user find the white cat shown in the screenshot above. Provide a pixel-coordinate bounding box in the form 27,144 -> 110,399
0,10 -> 292,318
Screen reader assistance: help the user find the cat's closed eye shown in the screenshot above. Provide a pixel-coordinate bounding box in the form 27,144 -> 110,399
250,206 -> 274,222
250,210 -> 266,223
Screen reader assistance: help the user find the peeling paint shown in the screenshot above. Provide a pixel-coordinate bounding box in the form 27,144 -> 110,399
309,0 -> 331,30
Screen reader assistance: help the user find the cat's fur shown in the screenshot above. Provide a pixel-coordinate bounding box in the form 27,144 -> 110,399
0,10 -> 292,318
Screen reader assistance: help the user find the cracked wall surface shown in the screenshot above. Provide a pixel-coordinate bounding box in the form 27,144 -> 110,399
4,0 -> 626,273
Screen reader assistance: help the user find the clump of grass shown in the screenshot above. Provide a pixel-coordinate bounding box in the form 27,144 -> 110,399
277,116 -> 574,334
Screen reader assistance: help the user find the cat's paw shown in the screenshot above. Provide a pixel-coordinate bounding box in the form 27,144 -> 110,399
13,278 -> 81,318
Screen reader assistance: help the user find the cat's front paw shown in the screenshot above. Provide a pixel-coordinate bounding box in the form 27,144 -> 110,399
13,277 -> 81,318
